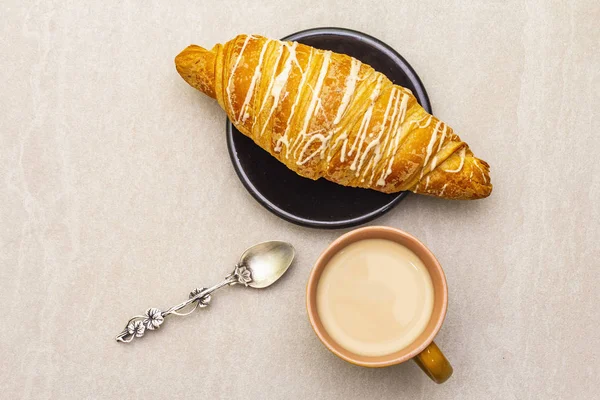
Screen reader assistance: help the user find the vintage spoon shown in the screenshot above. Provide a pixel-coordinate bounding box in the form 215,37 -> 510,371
116,240 -> 295,343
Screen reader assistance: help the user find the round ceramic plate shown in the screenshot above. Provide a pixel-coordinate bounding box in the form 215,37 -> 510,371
226,27 -> 432,228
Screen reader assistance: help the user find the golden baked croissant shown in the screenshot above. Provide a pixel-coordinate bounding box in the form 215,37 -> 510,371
175,34 -> 492,199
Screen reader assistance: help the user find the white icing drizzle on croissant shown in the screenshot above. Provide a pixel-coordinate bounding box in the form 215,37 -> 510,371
356,87 -> 397,181
292,51 -> 332,162
421,121 -> 443,179
369,89 -> 401,185
226,35 -> 254,118
239,39 -> 272,123
256,44 -> 285,128
333,58 -> 362,125
439,182 -> 448,196
275,47 -> 314,155
412,114 -> 432,129
377,92 -> 409,185
442,147 -> 467,173
348,75 -> 384,170
258,42 -> 297,138
472,159 -> 488,183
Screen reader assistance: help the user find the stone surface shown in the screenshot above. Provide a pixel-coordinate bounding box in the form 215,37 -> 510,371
1,1 -> 598,398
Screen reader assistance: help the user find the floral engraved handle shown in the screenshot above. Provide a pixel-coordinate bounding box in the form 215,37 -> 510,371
229,263 -> 252,286
116,263 -> 252,343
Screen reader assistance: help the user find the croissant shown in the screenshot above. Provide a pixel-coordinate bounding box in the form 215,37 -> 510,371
175,34 -> 492,200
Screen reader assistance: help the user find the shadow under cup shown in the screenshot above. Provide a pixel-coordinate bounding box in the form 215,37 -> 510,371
306,226 -> 453,383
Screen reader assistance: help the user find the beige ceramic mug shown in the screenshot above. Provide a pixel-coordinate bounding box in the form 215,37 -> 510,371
306,226 -> 453,383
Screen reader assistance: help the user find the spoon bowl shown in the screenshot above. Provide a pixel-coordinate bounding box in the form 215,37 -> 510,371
241,241 -> 295,288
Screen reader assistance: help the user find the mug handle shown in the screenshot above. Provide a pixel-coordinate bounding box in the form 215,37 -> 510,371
413,341 -> 453,384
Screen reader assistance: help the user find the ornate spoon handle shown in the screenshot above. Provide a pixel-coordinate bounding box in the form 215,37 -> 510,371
116,263 -> 252,343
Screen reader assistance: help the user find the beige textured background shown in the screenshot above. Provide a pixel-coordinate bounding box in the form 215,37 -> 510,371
1,1 -> 599,399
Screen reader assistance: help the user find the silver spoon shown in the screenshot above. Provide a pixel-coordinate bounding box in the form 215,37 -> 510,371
116,241 -> 295,343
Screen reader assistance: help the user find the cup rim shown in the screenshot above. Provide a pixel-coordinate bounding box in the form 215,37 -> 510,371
306,226 -> 448,367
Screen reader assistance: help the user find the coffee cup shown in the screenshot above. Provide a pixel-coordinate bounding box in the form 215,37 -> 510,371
306,226 -> 453,383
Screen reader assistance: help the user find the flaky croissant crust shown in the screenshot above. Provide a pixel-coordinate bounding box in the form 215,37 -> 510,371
175,34 -> 492,200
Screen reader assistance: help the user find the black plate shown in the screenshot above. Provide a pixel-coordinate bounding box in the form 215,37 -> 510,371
226,27 -> 431,228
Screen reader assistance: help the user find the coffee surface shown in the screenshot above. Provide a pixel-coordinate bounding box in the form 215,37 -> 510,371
317,239 -> 434,357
